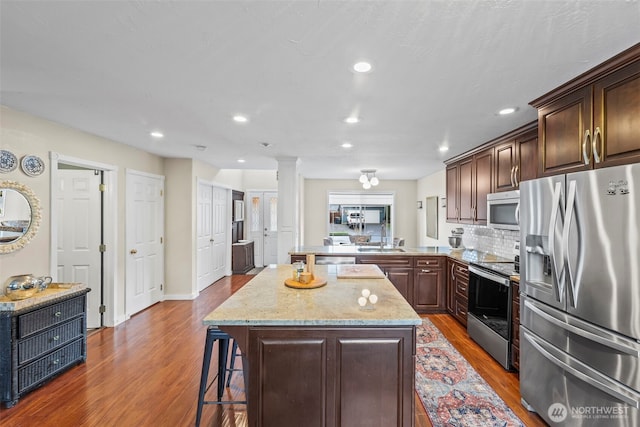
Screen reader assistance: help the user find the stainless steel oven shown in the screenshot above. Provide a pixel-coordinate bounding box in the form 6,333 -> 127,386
467,262 -> 514,370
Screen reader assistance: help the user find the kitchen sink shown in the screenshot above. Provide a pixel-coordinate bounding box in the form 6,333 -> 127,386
357,247 -> 406,253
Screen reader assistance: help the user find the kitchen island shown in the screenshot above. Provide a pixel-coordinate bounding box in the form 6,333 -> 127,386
203,265 -> 421,427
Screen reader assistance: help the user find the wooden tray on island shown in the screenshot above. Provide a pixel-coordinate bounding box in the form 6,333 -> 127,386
336,264 -> 385,279
284,276 -> 327,289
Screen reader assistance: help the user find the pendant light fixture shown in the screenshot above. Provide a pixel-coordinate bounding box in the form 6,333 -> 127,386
359,170 -> 379,189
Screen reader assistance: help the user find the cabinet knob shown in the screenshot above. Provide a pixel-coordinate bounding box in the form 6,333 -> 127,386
130,249 -> 137,254
54,311 -> 62,317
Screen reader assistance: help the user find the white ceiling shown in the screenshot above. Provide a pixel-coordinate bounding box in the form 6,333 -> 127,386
1,1 -> 638,180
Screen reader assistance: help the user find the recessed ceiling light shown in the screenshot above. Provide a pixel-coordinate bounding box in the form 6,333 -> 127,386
353,61 -> 372,73
498,107 -> 517,115
150,131 -> 164,138
439,146 -> 449,153
341,142 -> 353,148
344,116 -> 359,124
237,159 -> 246,163
233,115 -> 248,123
194,145 -> 207,151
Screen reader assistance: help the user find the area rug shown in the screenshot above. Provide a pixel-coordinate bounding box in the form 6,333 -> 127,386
415,318 -> 524,427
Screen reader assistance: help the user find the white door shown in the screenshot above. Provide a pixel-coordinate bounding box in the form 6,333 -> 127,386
248,191 -> 278,267
56,169 -> 102,328
196,183 -> 227,291
211,186 -> 227,280
125,170 -> 164,317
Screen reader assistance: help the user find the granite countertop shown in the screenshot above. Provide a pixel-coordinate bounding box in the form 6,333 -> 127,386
203,265 -> 421,327
0,283 -> 88,311
289,246 -> 512,264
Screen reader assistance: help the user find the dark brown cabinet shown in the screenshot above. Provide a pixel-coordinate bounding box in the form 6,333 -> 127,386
358,256 -> 414,306
494,122 -> 538,192
446,148 -> 493,225
446,259 -> 469,327
413,257 -> 446,313
246,326 -> 416,427
232,241 -> 255,274
532,44 -> 640,176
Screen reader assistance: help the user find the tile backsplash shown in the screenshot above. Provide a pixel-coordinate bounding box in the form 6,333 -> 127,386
460,225 -> 519,260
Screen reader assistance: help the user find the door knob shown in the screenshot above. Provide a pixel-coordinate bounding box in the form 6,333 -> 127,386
130,249 -> 137,254
210,239 -> 214,242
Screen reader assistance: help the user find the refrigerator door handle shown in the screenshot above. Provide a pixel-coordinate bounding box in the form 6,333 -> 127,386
563,180 -> 583,308
525,299 -> 640,357
548,181 -> 564,303
523,330 -> 640,408
515,201 -> 520,226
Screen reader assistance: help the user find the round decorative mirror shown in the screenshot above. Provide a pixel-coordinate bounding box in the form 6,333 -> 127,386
0,180 -> 42,254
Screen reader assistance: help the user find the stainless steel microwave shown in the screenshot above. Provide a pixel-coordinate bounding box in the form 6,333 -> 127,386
487,190 -> 520,230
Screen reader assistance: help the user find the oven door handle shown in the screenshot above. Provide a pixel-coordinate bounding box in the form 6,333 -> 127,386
469,266 -> 510,286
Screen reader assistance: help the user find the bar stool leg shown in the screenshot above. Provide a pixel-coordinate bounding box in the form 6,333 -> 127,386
195,329 -> 215,427
216,337 -> 229,400
225,340 -> 240,387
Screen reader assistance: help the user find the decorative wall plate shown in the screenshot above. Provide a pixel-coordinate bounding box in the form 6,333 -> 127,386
0,150 -> 18,173
20,155 -> 45,177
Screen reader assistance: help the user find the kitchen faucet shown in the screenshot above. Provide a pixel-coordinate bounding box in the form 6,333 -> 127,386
380,223 -> 387,249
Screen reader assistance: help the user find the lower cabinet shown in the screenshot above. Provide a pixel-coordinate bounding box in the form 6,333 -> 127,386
247,326 -> 415,427
413,257 -> 446,313
0,290 -> 90,408
447,258 -> 469,326
358,256 -> 414,306
232,241 -> 255,274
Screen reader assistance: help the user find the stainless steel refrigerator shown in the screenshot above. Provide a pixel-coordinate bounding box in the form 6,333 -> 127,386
520,163 -> 640,426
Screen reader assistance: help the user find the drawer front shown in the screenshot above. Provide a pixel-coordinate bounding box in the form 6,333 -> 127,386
357,256 -> 413,268
18,316 -> 84,365
455,277 -> 468,297
453,263 -> 469,281
18,339 -> 84,393
454,296 -> 468,326
18,295 -> 85,338
415,257 -> 444,268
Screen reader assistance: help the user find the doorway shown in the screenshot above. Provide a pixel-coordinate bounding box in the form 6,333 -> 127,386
50,153 -> 117,327
247,191 -> 278,267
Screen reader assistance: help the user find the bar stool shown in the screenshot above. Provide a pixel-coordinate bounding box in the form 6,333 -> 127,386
195,327 -> 246,427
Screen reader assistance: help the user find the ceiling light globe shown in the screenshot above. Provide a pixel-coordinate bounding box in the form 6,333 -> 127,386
363,181 -> 372,190
353,62 -> 372,73
370,176 -> 379,186
359,174 -> 368,184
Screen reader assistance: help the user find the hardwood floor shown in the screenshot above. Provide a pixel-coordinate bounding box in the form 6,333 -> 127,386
1,275 -> 545,427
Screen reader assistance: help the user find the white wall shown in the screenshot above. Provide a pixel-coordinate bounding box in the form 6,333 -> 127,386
303,178 -> 418,248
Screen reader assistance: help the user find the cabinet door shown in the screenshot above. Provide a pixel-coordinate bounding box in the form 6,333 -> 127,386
538,86 -> 593,176
385,268 -> 413,305
413,268 -> 444,312
458,158 -> 474,223
593,61 -> 640,168
445,165 -> 459,222
516,129 -> 538,184
494,141 -> 516,192
473,148 -> 493,224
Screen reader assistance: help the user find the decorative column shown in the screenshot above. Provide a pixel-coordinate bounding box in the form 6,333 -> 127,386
276,156 -> 300,263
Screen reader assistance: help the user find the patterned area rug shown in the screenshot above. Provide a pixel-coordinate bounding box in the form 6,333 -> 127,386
416,318 -> 524,427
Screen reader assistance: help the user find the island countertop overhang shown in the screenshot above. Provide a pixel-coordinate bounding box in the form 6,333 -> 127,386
203,265 -> 421,327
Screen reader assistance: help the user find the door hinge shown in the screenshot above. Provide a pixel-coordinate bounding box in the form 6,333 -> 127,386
160,283 -> 163,291
99,183 -> 106,192
160,189 -> 163,196
99,305 -> 106,314
160,237 -> 163,244
99,244 -> 106,252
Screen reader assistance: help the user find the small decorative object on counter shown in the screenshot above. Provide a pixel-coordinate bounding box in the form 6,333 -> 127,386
306,254 -> 315,275
3,274 -> 52,300
357,288 -> 378,310
292,261 -> 305,281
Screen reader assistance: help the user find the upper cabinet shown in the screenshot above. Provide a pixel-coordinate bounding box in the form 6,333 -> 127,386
531,43 -> 640,176
494,122 -> 538,192
446,147 -> 493,225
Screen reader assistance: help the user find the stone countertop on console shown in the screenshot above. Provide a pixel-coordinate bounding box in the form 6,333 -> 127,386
203,265 -> 421,327
289,246 -> 512,264
0,283 -> 89,311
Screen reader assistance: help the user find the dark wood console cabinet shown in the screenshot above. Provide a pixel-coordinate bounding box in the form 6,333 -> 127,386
232,241 -> 255,274
0,289 -> 90,408
446,258 -> 469,327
